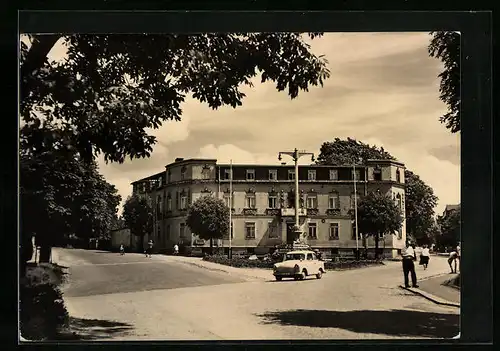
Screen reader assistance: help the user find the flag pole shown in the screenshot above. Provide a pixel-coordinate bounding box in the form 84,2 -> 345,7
229,159 -> 233,259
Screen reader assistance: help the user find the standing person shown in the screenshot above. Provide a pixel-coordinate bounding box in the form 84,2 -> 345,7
173,243 -> 179,255
119,243 -> 125,256
456,243 -> 461,272
402,242 -> 419,288
420,244 -> 430,270
145,239 -> 154,258
448,249 -> 458,273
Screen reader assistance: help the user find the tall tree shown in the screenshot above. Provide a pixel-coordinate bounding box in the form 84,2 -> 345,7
428,31 -> 460,133
20,148 -> 122,263
317,138 -> 438,245
405,170 -> 438,245
186,195 -> 229,254
436,206 -> 461,250
356,192 -> 403,259
20,33 -> 330,163
122,194 -> 154,252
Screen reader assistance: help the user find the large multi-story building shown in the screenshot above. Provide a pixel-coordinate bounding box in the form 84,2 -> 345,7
131,157 -> 406,258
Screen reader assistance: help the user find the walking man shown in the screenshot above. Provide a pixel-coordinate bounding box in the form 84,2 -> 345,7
173,243 -> 179,255
145,239 -> 154,258
402,242 -> 418,288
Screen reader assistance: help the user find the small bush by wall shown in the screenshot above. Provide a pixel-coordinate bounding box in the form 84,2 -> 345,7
20,264 -> 70,341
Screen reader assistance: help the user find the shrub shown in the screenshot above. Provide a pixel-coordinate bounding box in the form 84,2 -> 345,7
20,264 -> 70,340
203,255 -> 384,270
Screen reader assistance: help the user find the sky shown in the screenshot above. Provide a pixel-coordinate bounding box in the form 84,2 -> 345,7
41,32 -> 460,216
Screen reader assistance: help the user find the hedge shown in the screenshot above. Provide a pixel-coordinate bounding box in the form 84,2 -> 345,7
20,264 -> 70,341
203,255 -> 384,270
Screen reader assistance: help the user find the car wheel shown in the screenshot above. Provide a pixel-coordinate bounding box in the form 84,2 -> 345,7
300,269 -> 307,280
316,270 -> 323,279
275,276 -> 282,281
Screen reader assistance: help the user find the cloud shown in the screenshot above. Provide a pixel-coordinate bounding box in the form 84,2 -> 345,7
29,32 -> 458,216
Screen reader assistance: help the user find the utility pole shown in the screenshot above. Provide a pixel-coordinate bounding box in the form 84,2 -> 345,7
278,149 -> 315,245
353,163 -> 359,260
229,159 -> 233,259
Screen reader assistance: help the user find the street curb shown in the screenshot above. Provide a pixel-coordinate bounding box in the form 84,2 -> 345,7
399,285 -> 460,308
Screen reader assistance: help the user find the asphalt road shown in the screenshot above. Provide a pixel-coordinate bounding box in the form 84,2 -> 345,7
55,249 -> 460,341
56,249 -> 246,297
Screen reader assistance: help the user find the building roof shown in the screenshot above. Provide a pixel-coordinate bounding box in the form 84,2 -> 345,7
444,204 -> 461,213
130,171 -> 165,185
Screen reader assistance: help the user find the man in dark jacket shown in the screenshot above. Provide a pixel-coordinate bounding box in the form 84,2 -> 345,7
402,242 -> 418,288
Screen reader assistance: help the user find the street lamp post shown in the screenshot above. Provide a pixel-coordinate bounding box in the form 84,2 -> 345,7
229,159 -> 233,259
353,162 -> 359,260
278,149 -> 315,244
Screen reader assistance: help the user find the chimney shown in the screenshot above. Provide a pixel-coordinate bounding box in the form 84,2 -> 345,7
175,158 -> 184,162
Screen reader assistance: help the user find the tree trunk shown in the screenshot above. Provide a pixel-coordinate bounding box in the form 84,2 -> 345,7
210,238 -> 214,255
374,234 -> 380,259
138,234 -> 145,253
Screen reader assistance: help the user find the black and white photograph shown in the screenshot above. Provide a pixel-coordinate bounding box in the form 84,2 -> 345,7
19,27 -> 465,341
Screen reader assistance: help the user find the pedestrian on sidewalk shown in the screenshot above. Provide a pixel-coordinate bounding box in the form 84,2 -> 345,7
402,242 -> 419,288
173,243 -> 179,255
448,250 -> 459,273
119,244 -> 125,255
419,244 -> 430,270
145,240 -> 154,258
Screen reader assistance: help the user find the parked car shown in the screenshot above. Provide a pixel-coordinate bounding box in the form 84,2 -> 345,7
273,250 -> 326,281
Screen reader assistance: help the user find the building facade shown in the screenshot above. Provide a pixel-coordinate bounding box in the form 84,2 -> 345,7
131,158 -> 407,258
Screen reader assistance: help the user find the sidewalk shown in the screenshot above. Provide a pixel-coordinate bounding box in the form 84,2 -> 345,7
153,254 -> 273,281
402,273 -> 460,308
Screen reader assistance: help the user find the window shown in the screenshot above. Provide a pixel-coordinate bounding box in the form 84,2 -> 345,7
288,170 -> 295,180
158,177 -> 162,188
167,195 -> 172,211
246,169 -> 255,180
329,223 -> 339,240
245,222 -> 256,239
166,225 -> 171,240
396,169 -> 401,183
167,171 -> 171,183
308,170 -> 316,181
268,221 -> 278,238
268,195 -> 278,209
373,168 -> 382,181
328,193 -> 339,209
223,194 -> 233,208
202,168 -> 211,179
245,194 -> 256,208
307,253 -> 314,260
269,169 -> 277,181
306,195 -> 317,209
308,223 -> 317,239
180,223 -> 186,238
181,167 -> 187,180
329,169 -> 338,180
224,169 -> 231,180
351,221 -> 361,240
180,194 -> 188,209
397,227 -> 403,240
157,195 -> 162,219
352,169 -> 361,181
396,193 -> 402,210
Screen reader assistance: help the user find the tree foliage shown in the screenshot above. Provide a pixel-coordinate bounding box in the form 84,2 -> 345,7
20,149 -> 121,257
404,170 -> 438,245
428,31 -> 460,133
186,195 -> 229,248
436,206 -> 461,249
317,138 -> 438,245
20,33 -> 330,163
122,194 -> 154,251
357,192 -> 403,258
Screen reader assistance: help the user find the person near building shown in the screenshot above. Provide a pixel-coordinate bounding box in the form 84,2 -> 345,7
119,244 -> 125,256
145,240 -> 154,258
173,243 -> 179,255
419,244 -> 430,270
402,242 -> 419,288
